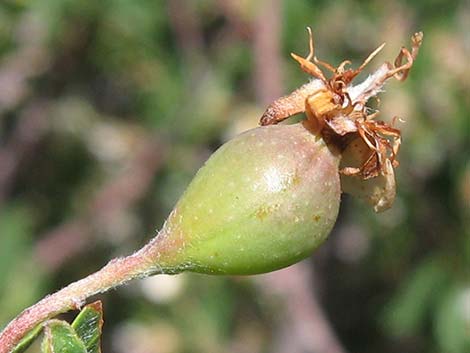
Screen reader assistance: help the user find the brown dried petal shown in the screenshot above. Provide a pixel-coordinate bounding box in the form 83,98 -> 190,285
325,114 -> 358,136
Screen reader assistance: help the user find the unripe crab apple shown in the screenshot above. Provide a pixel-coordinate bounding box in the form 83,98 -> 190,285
155,123 -> 341,275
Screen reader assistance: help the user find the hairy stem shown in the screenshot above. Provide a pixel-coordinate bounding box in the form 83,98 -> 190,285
0,234 -> 170,353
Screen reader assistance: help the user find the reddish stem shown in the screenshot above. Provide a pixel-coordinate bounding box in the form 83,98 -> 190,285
0,237 -> 167,353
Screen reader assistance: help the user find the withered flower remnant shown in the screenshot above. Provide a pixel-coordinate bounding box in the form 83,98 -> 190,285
260,28 -> 423,212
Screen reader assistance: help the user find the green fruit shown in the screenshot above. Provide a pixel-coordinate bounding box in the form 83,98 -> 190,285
156,123 -> 341,275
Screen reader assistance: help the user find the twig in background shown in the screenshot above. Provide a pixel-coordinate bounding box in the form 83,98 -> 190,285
253,0 -> 283,106
258,264 -> 347,353
251,2 -> 348,352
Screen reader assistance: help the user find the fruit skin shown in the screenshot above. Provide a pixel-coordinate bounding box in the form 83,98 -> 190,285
158,123 -> 341,275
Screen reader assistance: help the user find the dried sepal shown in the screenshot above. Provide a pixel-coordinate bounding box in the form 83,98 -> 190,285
259,29 -> 422,211
340,137 -> 396,212
347,31 -> 423,107
260,79 -> 325,126
340,115 -> 402,180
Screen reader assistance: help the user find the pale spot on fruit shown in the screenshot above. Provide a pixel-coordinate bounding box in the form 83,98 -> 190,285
264,167 -> 285,192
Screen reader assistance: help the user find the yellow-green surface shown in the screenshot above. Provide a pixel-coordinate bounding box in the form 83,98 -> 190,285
165,124 -> 340,274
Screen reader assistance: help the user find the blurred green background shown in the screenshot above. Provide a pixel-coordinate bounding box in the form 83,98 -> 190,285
0,0 -> 468,352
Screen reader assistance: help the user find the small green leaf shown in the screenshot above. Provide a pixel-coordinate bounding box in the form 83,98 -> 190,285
41,320 -> 87,353
71,301 -> 104,353
11,324 -> 43,353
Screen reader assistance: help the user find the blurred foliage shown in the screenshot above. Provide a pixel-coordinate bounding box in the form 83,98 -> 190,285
0,0 -> 468,353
